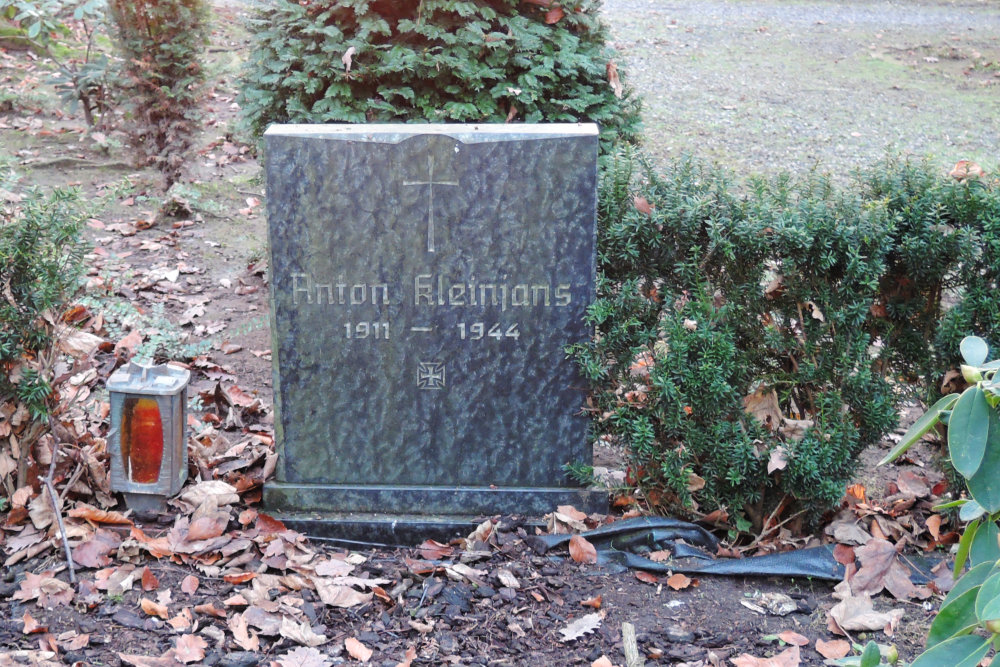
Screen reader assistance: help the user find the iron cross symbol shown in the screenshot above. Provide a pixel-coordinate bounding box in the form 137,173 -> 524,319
403,155 -> 458,253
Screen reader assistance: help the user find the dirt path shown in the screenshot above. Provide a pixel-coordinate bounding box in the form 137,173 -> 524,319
604,0 -> 1000,176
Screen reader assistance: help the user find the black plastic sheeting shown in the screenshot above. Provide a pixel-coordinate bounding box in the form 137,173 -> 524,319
526,517 -> 847,581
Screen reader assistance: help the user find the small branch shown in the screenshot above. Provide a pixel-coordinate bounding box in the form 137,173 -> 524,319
41,424 -> 76,584
740,505 -> 809,553
59,459 -> 85,503
622,622 -> 644,667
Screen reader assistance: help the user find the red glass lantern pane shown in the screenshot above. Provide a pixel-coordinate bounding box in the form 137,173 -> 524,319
122,397 -> 164,483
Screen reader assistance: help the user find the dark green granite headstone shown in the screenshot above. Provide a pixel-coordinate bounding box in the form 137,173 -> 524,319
262,124 -> 605,543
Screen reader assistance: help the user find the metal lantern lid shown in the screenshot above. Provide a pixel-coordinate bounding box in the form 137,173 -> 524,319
107,361 -> 190,396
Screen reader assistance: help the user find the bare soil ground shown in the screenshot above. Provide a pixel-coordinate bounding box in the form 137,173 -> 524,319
2,1 -> 995,665
606,0 -> 1000,178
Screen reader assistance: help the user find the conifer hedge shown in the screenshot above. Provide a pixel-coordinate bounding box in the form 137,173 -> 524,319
575,153 -> 1000,532
238,0 -> 640,148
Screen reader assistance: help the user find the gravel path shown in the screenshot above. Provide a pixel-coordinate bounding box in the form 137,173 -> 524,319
603,0 -> 1000,177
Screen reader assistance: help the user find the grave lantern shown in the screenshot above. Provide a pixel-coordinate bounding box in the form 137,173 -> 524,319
107,361 -> 190,512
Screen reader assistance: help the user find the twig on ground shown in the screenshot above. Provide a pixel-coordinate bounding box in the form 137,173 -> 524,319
740,506 -> 809,553
41,424 -> 76,584
622,621 -> 644,667
59,459 -> 85,503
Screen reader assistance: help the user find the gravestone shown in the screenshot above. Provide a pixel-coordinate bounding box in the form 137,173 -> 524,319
262,124 -> 606,542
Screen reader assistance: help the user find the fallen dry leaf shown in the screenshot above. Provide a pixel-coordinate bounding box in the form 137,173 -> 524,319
896,470 -> 930,498
925,514 -> 943,540
779,418 -> 812,442
827,592 -> 904,636
279,616 -> 327,647
814,638 -> 850,659
22,611 -> 46,635
730,645 -> 800,666
72,529 -> 122,569
559,612 -> 603,642
805,300 -> 825,322
569,535 -> 597,564
114,330 -> 143,358
833,543 -> 856,565
167,608 -> 193,631
417,539 -> 453,560
635,571 -> 658,584
315,558 -> 355,577
172,635 -> 207,664
67,504 -> 133,525
852,538 -> 927,599
13,571 -> 74,607
242,606 -> 282,636
193,602 -> 226,619
687,472 -> 706,491
179,480 -> 239,507
547,505 -> 588,534
826,513 -> 871,545
395,646 -> 417,667
767,446 -> 789,474
313,580 -> 374,608
666,573 -> 691,590
497,569 -> 520,589
445,563 -> 487,584
744,388 -> 782,430
581,595 -> 602,609
140,598 -> 169,620
633,196 -> 653,215
606,61 -> 623,98
408,619 -> 435,634
276,646 -> 332,667
463,518 -> 494,549
180,575 -> 199,595
141,566 -> 159,592
187,514 -> 230,542
345,637 -> 373,663
950,159 -> 985,181
229,611 -> 260,651
777,630 -> 809,647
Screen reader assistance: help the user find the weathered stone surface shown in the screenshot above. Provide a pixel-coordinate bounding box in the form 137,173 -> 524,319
262,124 -> 605,533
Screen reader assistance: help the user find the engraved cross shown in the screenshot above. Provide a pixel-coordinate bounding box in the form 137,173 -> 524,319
403,155 -> 458,253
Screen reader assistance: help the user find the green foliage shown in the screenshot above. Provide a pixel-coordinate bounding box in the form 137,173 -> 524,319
75,294 -> 210,362
237,0 -> 640,150
107,0 -> 208,187
857,157 -> 1000,387
882,336 -> 1000,666
574,150 -> 898,529
563,461 -> 596,487
0,168 -> 88,485
1,0 -> 117,126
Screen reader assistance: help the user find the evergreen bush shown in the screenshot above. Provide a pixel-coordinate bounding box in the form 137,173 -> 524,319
237,0 -> 640,149
0,169 -> 88,488
857,156 -> 1000,387
107,0 -> 208,187
575,151 -> 899,530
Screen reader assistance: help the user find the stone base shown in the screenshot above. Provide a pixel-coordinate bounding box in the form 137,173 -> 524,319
263,483 -> 608,546
122,492 -> 168,514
